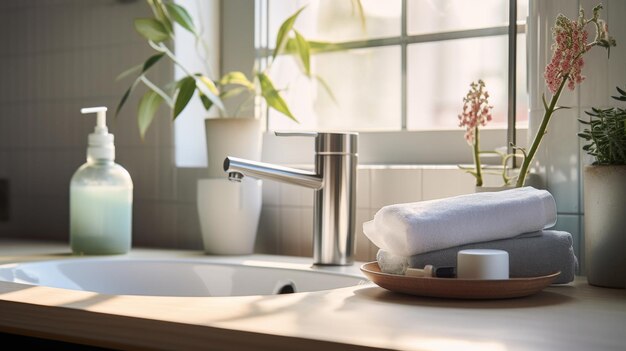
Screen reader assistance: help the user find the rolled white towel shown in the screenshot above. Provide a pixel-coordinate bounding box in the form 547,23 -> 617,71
363,187 -> 557,256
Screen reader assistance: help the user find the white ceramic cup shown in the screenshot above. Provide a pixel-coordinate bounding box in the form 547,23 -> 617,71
457,249 -> 509,280
197,178 -> 262,255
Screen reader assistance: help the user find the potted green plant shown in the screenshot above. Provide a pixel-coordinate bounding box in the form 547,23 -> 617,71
116,0 -> 325,177
578,85 -> 626,288
116,0 -> 330,254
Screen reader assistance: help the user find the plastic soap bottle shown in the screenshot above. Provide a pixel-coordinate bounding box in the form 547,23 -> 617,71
70,107 -> 133,255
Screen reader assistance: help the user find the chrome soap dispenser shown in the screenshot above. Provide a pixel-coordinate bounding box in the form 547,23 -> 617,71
70,107 -> 133,255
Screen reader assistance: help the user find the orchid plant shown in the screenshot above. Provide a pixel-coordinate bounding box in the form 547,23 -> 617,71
515,4 -> 616,187
458,80 -> 493,187
458,80 -> 519,187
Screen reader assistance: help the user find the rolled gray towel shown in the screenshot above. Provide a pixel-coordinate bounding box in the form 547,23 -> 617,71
377,230 -> 577,284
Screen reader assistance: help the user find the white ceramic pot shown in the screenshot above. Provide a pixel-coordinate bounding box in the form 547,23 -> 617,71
197,178 -> 263,255
204,118 -> 262,178
583,165 -> 626,288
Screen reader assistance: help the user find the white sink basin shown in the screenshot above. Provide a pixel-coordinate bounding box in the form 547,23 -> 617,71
0,257 -> 368,297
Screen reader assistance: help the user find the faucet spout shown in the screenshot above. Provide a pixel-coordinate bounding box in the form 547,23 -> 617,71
223,132 -> 358,266
224,157 -> 323,190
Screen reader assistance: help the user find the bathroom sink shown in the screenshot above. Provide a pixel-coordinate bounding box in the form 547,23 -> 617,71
0,257 -> 368,297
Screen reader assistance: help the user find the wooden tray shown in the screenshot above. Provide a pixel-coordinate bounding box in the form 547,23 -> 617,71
360,261 -> 560,300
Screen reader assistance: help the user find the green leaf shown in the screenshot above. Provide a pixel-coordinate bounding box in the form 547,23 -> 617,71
219,71 -> 255,90
257,72 -> 297,122
116,80 -> 138,117
272,6 -> 307,60
173,76 -> 196,119
612,95 -> 626,101
134,18 -> 170,42
616,85 -> 626,96
116,64 -> 142,81
351,0 -> 366,31
117,53 -> 164,82
196,75 -> 219,95
314,74 -> 338,105
220,87 -> 249,100
138,89 -> 164,140
164,2 -> 196,34
148,0 -> 173,34
293,30 -> 311,76
196,75 -> 225,112
142,53 -> 165,73
198,91 -> 213,111
301,40 -> 343,54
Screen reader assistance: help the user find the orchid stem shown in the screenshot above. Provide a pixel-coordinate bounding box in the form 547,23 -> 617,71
516,76 -> 568,187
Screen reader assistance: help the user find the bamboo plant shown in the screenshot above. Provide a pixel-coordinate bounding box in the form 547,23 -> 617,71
117,0 -> 327,139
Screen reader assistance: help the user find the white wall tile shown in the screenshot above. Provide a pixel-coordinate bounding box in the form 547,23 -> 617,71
256,206 -> 280,254
368,209 -> 379,261
300,207 -> 313,257
262,180 -> 280,206
6,150 -> 31,197
355,209 -> 373,262
422,167 -> 475,200
356,167 -> 370,209
279,206 -> 301,256
176,203 -> 203,250
370,168 -> 422,210
537,108 -> 581,213
607,0 -> 626,98
555,214 -> 581,274
116,146 -> 159,201
175,168 -> 205,204
279,183 -> 313,207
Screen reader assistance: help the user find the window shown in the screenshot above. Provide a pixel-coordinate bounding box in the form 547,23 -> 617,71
257,0 -> 528,164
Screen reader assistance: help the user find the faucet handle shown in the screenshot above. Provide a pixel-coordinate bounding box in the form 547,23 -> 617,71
274,131 -> 318,137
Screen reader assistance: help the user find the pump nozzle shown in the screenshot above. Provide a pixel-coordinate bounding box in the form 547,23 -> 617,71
80,106 -> 114,161
81,106 -> 108,134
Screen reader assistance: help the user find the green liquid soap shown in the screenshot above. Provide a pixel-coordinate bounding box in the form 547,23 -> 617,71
70,106 -> 133,255
70,184 -> 132,255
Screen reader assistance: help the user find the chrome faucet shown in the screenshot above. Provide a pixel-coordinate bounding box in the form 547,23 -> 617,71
224,132 -> 358,266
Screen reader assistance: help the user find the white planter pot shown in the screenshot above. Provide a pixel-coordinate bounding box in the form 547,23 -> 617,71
583,165 -> 626,288
204,118 -> 262,178
197,178 -> 263,255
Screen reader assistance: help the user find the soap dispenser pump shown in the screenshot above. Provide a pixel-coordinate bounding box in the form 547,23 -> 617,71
70,106 -> 133,255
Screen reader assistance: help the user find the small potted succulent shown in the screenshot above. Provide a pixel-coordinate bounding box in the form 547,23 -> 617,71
578,85 -> 626,288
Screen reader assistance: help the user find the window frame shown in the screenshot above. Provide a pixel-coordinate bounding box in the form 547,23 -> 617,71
255,0 -> 526,165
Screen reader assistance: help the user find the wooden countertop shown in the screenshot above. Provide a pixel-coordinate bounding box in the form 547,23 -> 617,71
0,240 -> 625,351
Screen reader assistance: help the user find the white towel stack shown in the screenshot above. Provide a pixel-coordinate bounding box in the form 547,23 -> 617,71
363,187 -> 557,257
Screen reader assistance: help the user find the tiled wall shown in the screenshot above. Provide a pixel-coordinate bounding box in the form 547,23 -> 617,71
0,0 -> 204,249
527,0 -> 626,273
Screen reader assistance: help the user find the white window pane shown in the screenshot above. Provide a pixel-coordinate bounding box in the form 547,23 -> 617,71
408,35 -> 506,130
408,0 -> 509,34
266,0 -> 401,47
268,46 -> 401,131
517,0 -> 529,23
516,33 -> 528,126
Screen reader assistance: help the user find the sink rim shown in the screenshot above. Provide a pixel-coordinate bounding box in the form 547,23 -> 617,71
0,254 -> 369,297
